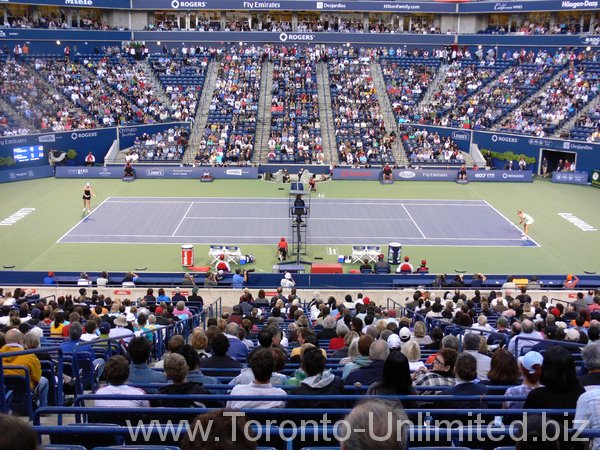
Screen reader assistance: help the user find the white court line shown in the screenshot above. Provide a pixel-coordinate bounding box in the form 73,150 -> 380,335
104,198 -> 489,207
171,203 -> 194,237
58,240 -> 537,248
65,233 -> 528,241
482,200 -> 541,248
184,216 -> 414,221
105,196 -> 488,201
56,196 -> 112,244
401,205 -> 427,239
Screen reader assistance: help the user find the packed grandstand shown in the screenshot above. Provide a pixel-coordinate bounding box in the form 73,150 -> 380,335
1,0 -> 600,449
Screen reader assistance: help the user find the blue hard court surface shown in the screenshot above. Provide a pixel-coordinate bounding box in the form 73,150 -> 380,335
57,197 -> 539,247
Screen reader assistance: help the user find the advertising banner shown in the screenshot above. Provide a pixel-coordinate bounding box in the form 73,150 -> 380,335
333,167 -> 532,182
0,0 -> 129,9
131,0 -> 456,12
55,165 -> 259,179
118,122 -> 192,150
552,171 -> 589,185
0,128 -> 117,167
136,30 -> 452,46
0,165 -> 54,183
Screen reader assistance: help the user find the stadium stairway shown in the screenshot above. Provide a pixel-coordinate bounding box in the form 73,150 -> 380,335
495,65 -> 570,131
419,62 -> 449,109
557,90 -> 600,138
184,61 -> 218,165
139,59 -> 171,107
371,62 -> 409,167
0,96 -> 34,131
317,62 -> 336,165
256,62 -> 274,165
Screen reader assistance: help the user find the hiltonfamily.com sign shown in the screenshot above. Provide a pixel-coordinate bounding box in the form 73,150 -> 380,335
333,168 -> 533,182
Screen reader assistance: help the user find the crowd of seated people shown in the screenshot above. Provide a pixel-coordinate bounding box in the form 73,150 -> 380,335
0,59 -> 95,132
35,55 -> 197,127
268,47 -> 322,163
381,57 -> 439,124
2,283 -> 600,450
329,53 -> 396,165
197,49 -> 259,165
0,110 -> 30,136
0,15 -> 125,31
571,104 -> 600,141
125,127 -> 189,161
94,55 -> 199,123
402,128 -> 464,164
501,66 -> 599,137
413,60 -> 503,126
147,19 -> 219,32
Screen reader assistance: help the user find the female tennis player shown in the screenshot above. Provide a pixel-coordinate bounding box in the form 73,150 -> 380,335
82,182 -> 96,213
517,210 -> 534,239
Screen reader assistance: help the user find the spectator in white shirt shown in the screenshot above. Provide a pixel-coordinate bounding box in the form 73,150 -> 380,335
227,348 -> 287,409
109,314 -> 134,344
280,272 -> 295,289
94,355 -> 149,408
81,321 -> 99,342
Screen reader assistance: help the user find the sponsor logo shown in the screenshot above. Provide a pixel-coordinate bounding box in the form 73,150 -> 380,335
98,168 -> 113,177
0,137 -> 26,146
493,2 -> 523,10
593,172 -> 600,182
70,131 -> 98,141
65,0 -> 93,5
581,36 -> 600,45
473,172 -> 496,179
0,208 -> 35,227
570,142 -> 593,151
171,0 -> 207,8
120,127 -> 138,137
38,134 -> 56,143
8,172 -> 15,180
316,1 -> 346,8
145,169 -> 165,177
226,169 -> 243,176
562,0 -> 598,8
451,131 -> 470,141
491,134 -> 518,143
397,170 -> 416,179
340,170 -> 374,178
67,168 -> 89,175
383,3 -> 420,9
558,212 -> 597,231
279,33 -> 314,42
173,168 -> 194,176
501,172 -> 527,179
113,290 -> 131,295
0,30 -> 5,38
242,1 -> 281,8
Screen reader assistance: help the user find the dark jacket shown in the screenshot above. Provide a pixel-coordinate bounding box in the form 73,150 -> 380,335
287,373 -> 346,409
317,328 -> 337,341
344,359 -> 385,387
152,382 -> 215,408
198,355 -> 243,377
440,382 -> 488,409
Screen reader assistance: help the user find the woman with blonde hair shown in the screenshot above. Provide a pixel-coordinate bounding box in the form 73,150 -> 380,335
401,340 -> 426,371
412,321 -> 432,345
191,327 -> 210,358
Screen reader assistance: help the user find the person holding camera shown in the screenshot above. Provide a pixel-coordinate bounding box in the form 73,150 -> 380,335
232,269 -> 248,289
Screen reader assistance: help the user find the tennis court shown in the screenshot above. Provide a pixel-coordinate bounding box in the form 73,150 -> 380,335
57,197 -> 539,247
